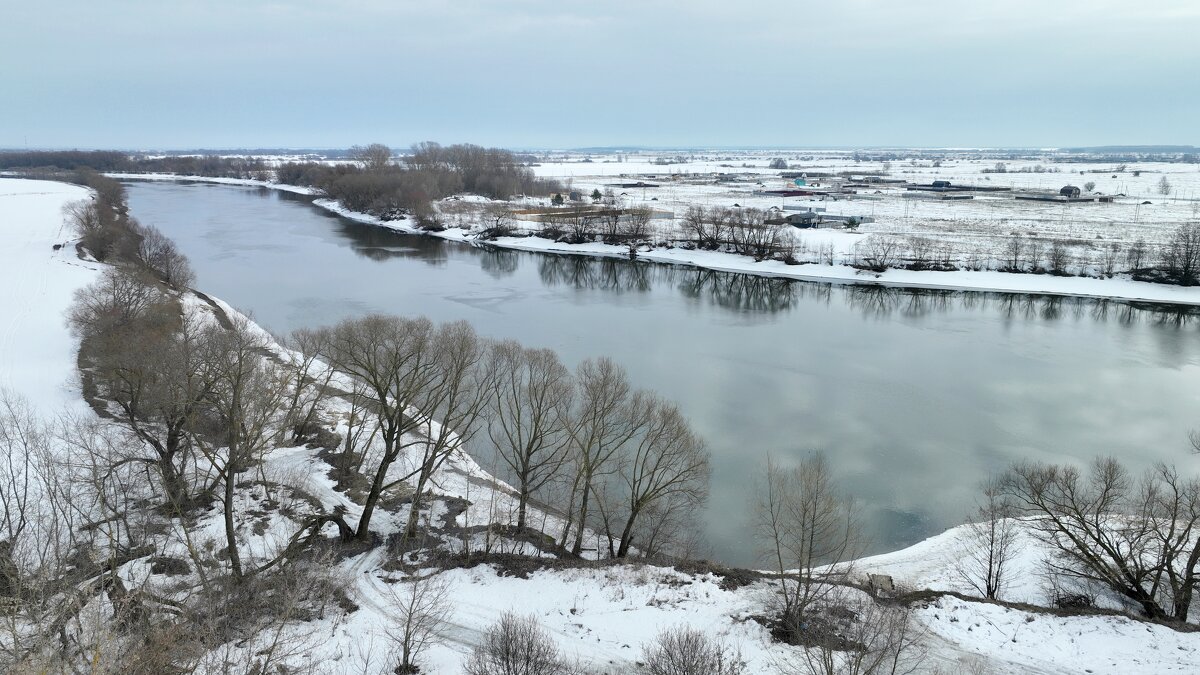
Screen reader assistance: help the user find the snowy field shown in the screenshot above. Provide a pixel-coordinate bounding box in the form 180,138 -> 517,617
528,152 -> 1200,270
2,175 -> 1197,673
0,178 -> 97,412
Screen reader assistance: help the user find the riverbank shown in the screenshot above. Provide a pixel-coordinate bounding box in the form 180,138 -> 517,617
108,173 -> 1200,307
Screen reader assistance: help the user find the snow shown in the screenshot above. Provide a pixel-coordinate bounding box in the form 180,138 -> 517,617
0,178 -> 98,412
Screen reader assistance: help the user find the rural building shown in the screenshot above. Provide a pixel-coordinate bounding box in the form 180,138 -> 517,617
1060,185 -> 1082,198
776,208 -> 872,228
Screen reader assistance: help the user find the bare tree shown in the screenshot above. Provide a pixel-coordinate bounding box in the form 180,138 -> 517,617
956,477 -> 1022,600
641,626 -> 744,675
311,315 -> 436,540
135,223 -> 195,288
1162,223 -> 1200,285
351,143 -> 394,171
756,455 -> 863,632
1001,235 -> 1026,272
679,206 -> 730,250
395,321 -> 491,537
560,358 -> 642,556
464,612 -> 563,675
1001,458 -> 1200,621
612,397 -> 710,558
622,206 -> 653,241
1157,175 -> 1172,196
1083,181 -> 1096,192
857,236 -> 901,272
1047,240 -> 1071,275
278,328 -> 337,445
189,316 -> 292,581
67,270 -> 217,510
481,203 -> 517,238
1100,242 -> 1120,278
729,209 -> 784,260
485,342 -> 574,533
385,573 -> 453,674
1126,238 -> 1148,270
905,236 -> 935,270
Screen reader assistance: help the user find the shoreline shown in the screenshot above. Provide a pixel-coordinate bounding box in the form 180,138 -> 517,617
110,172 -> 1200,307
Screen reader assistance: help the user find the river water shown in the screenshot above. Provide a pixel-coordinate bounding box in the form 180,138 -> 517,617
126,181 -> 1200,566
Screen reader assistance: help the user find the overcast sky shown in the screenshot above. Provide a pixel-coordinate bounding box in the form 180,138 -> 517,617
3,0 -> 1198,150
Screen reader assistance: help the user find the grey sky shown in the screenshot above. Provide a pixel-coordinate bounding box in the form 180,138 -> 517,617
3,0 -> 1197,149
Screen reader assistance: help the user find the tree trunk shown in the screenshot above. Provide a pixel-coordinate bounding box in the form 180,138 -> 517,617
616,509 -> 638,558
356,431 -> 397,540
571,481 -> 591,556
356,458 -> 390,540
223,466 -> 242,580
516,486 -> 529,533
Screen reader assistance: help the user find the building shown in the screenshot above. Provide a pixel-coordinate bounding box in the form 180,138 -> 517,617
1059,185 -> 1082,198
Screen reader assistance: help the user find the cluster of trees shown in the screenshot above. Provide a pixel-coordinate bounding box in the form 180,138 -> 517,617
0,150 -> 271,179
2,276 -> 349,670
62,172 -> 194,287
994,458 -> 1200,622
276,142 -> 561,224
844,224 -> 1199,284
678,205 -> 792,260
538,205 -> 654,245
312,316 -> 711,559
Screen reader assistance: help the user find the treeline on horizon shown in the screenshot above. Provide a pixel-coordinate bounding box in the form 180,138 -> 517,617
0,143 -> 563,226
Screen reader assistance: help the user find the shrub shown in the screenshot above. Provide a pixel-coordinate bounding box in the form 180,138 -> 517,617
641,626 -> 743,675
464,613 -> 563,675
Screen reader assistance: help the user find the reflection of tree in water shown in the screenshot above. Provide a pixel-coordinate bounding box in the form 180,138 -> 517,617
479,247 -> 520,279
1145,303 -> 1200,328
537,255 -> 652,293
902,288 -> 954,318
676,268 -> 798,314
336,221 -> 449,265
842,285 -> 902,318
835,284 -> 1199,329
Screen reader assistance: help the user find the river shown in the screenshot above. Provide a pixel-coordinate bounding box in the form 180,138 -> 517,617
125,180 -> 1200,566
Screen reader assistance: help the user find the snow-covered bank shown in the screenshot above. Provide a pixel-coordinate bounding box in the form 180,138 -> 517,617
0,178 -> 98,412
110,173 -> 1200,306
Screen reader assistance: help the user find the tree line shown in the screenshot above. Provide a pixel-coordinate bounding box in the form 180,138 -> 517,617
0,150 -> 271,179
276,142 -> 562,225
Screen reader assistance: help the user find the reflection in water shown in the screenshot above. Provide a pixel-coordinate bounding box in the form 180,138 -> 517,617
508,247 -> 1200,328
837,283 -> 1200,328
480,248 -> 520,279
277,189 -> 452,265
537,255 -> 653,294
676,269 -> 801,314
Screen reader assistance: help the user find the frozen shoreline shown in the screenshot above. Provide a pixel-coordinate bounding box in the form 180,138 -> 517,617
112,172 -> 1200,306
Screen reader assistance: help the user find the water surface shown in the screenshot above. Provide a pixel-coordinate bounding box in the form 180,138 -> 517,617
126,181 -> 1200,566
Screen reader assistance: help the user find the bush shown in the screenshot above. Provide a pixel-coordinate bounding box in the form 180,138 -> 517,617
641,626 -> 743,675
464,613 -> 563,675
